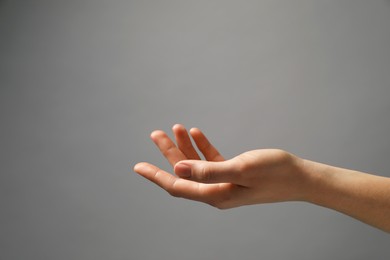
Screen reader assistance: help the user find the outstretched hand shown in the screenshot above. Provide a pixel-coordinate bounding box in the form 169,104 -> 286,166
134,124 -> 390,232
134,124 -> 308,209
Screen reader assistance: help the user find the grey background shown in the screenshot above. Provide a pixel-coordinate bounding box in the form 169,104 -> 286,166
1,0 -> 390,259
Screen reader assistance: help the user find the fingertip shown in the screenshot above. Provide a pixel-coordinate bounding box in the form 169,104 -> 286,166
189,127 -> 202,137
133,162 -> 147,173
172,124 -> 187,134
172,123 -> 184,130
150,130 -> 165,140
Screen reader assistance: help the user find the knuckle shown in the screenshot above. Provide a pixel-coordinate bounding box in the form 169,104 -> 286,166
167,189 -> 180,198
209,200 -> 230,210
207,199 -> 220,208
200,166 -> 212,182
235,156 -> 251,172
206,193 -> 233,210
166,181 -> 181,198
199,141 -> 211,151
162,145 -> 176,157
230,159 -> 247,182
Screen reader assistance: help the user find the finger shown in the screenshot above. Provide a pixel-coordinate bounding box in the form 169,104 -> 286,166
174,160 -> 241,184
172,124 -> 201,160
150,130 -> 186,166
189,128 -> 224,161
134,162 -> 225,203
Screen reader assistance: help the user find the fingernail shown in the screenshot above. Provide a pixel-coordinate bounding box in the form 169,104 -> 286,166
175,163 -> 192,178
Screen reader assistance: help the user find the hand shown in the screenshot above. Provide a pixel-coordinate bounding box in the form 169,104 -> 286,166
134,124 -> 390,232
134,124 -> 308,209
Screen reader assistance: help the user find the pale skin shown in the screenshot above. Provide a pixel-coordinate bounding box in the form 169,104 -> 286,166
134,124 -> 390,233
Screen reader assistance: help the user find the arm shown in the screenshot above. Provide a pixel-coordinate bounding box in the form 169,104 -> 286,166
134,124 -> 390,232
302,160 -> 390,232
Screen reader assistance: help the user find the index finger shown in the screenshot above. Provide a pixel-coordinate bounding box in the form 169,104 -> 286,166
150,130 -> 186,166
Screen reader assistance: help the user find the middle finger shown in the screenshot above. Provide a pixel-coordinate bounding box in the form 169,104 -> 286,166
173,124 -> 201,160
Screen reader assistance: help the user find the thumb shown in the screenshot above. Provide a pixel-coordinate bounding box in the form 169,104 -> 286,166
174,160 -> 239,184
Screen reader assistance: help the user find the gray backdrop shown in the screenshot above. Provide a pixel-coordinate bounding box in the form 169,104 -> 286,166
1,0 -> 390,259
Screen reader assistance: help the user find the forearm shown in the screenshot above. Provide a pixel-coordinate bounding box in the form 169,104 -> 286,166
302,159 -> 390,232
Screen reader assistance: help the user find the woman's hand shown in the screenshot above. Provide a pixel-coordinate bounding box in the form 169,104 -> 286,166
134,124 -> 308,209
134,124 -> 390,232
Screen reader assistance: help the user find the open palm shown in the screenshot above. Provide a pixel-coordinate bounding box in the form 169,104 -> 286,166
134,124 -> 302,209
135,124 -> 248,208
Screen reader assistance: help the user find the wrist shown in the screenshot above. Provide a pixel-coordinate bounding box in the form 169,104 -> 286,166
297,158 -> 344,205
293,158 -> 330,203
267,153 -> 320,203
